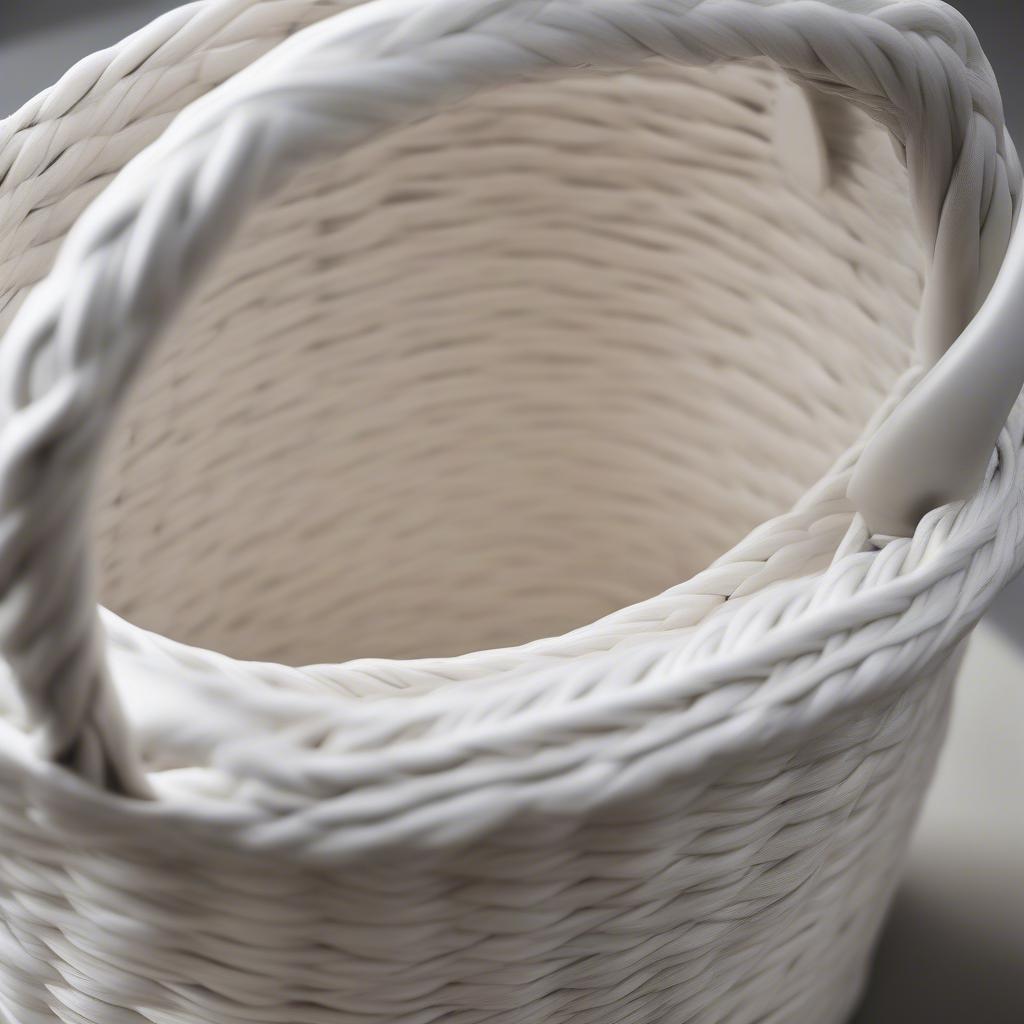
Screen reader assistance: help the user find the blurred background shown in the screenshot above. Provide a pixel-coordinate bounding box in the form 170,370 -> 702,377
1,2 -> 1022,1021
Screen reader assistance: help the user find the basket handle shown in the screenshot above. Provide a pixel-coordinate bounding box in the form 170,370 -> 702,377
0,0 -> 1019,793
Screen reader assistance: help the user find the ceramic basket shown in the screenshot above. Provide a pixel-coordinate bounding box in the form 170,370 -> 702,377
0,1 -> 1022,1021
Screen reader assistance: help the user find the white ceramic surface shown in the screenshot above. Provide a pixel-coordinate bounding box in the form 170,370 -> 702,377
1,4 -> 1021,1022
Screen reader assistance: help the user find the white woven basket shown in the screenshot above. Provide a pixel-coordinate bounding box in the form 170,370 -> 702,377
0,0 -> 1022,1021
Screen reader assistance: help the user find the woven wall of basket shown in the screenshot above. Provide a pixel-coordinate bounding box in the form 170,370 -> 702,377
0,1 -> 1021,1022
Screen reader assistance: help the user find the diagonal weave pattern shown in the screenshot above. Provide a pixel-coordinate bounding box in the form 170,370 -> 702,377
0,0 -> 1021,1021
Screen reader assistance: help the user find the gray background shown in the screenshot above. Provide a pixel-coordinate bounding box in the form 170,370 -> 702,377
1,3 -> 1022,1021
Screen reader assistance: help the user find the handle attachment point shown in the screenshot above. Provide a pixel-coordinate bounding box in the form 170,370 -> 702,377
850,203 -> 1024,538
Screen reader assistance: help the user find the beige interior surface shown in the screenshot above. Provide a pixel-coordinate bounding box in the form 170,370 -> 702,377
88,61 -> 924,666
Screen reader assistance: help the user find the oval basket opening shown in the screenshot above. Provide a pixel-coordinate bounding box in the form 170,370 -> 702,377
92,61 -> 924,666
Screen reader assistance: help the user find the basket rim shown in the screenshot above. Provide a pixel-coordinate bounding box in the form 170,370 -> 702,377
1,0 -> 1022,833
68,372 -> 1022,835
0,402 -> 1013,862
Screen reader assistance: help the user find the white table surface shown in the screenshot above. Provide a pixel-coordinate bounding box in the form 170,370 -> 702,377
2,4 -> 1023,1021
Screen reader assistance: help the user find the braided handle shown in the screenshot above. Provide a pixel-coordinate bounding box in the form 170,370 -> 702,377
0,0 -> 1018,792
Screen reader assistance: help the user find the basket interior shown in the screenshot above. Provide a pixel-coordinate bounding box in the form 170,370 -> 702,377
78,61 -> 924,666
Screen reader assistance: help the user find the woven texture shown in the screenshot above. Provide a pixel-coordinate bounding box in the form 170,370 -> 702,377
0,0 -> 1021,1021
